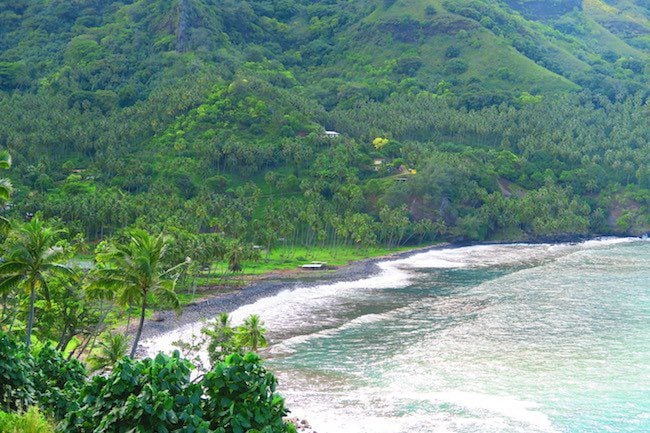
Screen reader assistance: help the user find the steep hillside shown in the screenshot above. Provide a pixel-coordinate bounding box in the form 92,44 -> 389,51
0,0 -> 647,246
506,0 -> 650,65
1,1 -> 648,100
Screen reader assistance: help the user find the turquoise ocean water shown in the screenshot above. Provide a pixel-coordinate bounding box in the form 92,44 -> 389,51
148,239 -> 650,432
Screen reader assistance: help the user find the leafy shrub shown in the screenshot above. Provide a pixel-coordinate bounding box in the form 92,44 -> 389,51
203,353 -> 294,433
445,45 -> 460,58
395,56 -> 423,76
444,59 -> 468,74
0,407 -> 55,433
0,333 -> 86,420
62,351 -> 295,433
61,352 -> 207,433
0,332 -> 35,412
0,62 -> 29,90
1,327 -> 293,433
32,344 -> 86,421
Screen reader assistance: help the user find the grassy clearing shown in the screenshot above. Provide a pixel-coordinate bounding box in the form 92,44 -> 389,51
267,244 -> 417,269
206,244 -> 418,277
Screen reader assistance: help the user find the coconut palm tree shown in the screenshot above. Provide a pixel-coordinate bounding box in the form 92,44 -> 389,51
87,332 -> 128,372
0,150 -> 12,231
226,242 -> 246,273
0,217 -> 71,348
91,230 -> 182,358
235,314 -> 267,352
224,240 -> 261,274
203,312 -> 237,365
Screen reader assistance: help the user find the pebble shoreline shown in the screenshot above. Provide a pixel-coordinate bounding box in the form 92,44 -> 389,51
137,244 -> 445,344
137,235 -> 616,348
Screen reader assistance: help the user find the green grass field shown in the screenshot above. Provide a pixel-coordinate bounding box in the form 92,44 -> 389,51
189,244 -> 421,288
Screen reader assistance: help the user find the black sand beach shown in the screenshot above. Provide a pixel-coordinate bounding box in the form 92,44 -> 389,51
137,244 -> 446,345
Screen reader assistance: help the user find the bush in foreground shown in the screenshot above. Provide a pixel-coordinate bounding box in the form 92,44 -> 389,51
61,352 -> 206,433
0,333 -> 85,420
0,407 -> 55,433
2,330 -> 295,433
0,333 -> 35,412
203,353 -> 292,433
61,351 -> 295,433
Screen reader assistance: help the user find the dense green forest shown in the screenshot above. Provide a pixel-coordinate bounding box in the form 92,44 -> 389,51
0,0 -> 648,249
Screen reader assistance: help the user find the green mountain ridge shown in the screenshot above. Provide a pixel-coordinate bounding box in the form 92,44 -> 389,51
2,1 -> 648,100
0,0 -> 648,246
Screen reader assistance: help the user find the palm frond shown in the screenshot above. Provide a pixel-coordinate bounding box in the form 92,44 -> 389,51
88,333 -> 129,372
37,275 -> 52,303
42,262 -> 74,276
0,274 -> 23,293
41,246 -> 66,262
0,216 -> 10,234
0,261 -> 28,275
84,283 -> 117,302
0,178 -> 13,201
155,282 -> 180,311
0,151 -> 11,169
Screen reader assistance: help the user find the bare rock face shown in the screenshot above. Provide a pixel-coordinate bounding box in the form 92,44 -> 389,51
176,0 -> 192,52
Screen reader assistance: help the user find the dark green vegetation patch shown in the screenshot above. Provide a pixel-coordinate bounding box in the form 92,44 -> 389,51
0,0 -> 648,246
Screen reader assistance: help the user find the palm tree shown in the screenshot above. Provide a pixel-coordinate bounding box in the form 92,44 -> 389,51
87,332 -> 128,372
0,217 -> 71,348
91,230 -> 182,358
225,240 -> 260,273
0,150 -> 12,231
226,242 -> 246,273
235,314 -> 267,352
216,312 -> 231,328
203,312 -> 236,365
0,151 -> 12,331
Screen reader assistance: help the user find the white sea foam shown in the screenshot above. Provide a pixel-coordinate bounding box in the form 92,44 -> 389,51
580,236 -> 640,248
268,327 -> 341,356
403,237 -> 642,271
143,256 -> 415,358
143,237 -> 641,361
269,312 -> 391,355
285,388 -> 559,433
423,391 -> 557,431
141,239 -> 647,433
140,320 -> 209,362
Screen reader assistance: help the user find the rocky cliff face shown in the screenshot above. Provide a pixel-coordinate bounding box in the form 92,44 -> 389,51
176,0 -> 192,52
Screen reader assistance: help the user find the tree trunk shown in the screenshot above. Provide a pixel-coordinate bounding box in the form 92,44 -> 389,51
75,303 -> 110,359
125,309 -> 132,334
56,324 -> 69,350
130,297 -> 147,358
0,293 -> 7,323
71,333 -> 91,360
26,282 -> 36,349
85,332 -> 101,358
58,333 -> 74,353
7,294 -> 19,331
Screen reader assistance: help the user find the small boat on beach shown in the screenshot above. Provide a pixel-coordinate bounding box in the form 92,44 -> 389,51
300,261 -> 327,270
